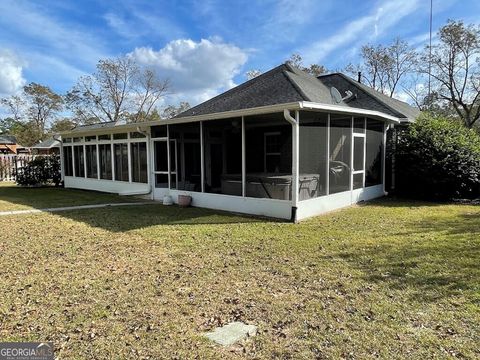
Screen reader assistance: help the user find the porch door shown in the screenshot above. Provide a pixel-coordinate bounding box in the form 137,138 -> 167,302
153,139 -> 177,188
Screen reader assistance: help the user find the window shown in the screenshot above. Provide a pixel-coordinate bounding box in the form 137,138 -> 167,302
63,138 -> 72,144
169,123 -> 201,191
130,132 -> 146,139
245,113 -> 292,200
73,146 -> 84,177
264,132 -> 281,173
63,146 -> 73,176
113,133 -> 127,140
99,144 -> 112,180
365,119 -> 383,187
154,140 -> 168,188
203,118 -> 242,195
329,116 -> 351,194
299,111 -> 328,200
114,143 -> 129,181
98,134 -> 110,141
151,126 -> 167,138
131,142 -> 147,183
85,145 -> 98,178
85,135 -> 96,142
73,137 -> 82,143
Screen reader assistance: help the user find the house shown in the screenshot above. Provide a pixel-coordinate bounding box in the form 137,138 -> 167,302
59,64 -> 419,221
0,135 -> 30,154
31,138 -> 61,155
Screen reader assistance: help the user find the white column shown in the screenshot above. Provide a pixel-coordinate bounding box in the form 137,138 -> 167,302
96,143 -> 100,180
83,144 -> 87,178
326,114 -> 330,195
291,111 -> 300,208
127,134 -> 132,183
200,121 -> 205,193
241,116 -> 246,197
111,142 -> 115,181
382,122 -> 388,194
350,116 -> 354,192
59,139 -> 65,181
72,146 -> 76,177
166,125 -> 171,189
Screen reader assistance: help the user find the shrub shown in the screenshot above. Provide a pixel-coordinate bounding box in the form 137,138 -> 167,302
395,114 -> 480,200
16,155 -> 62,187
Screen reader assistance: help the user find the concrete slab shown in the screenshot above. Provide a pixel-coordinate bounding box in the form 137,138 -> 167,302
205,321 -> 257,346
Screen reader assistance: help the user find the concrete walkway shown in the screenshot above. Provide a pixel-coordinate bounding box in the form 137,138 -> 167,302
0,202 -> 155,216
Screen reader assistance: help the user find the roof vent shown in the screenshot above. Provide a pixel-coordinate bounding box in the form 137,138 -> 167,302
330,87 -> 356,104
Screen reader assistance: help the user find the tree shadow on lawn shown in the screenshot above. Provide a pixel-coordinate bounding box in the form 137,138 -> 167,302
52,203 -> 269,231
334,207 -> 480,303
0,184 -> 143,210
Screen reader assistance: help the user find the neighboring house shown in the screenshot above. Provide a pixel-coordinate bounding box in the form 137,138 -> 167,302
0,135 -> 30,154
59,64 -> 419,221
31,138 -> 61,155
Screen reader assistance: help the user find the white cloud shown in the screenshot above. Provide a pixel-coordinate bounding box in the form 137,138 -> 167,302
301,0 -> 420,64
0,49 -> 26,95
130,38 -> 248,106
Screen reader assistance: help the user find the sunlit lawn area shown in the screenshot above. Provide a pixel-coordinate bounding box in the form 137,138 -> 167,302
0,182 -> 143,211
0,183 -> 478,359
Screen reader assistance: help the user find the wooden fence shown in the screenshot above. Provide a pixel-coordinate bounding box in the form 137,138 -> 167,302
0,155 -> 42,181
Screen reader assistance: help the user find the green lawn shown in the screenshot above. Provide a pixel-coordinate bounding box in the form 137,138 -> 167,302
0,182 -> 143,211
0,185 -> 478,359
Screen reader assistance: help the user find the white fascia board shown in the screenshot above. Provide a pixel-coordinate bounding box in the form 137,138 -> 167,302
59,100 -> 400,137
299,101 -> 401,123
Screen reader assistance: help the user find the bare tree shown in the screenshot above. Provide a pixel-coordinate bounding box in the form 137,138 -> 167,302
161,102 -> 190,119
66,56 -> 169,123
245,69 -> 262,80
286,53 -> 327,76
420,20 -> 480,128
347,39 -> 417,98
0,95 -> 25,121
0,83 -> 63,133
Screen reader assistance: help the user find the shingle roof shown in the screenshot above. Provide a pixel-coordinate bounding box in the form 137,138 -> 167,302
31,138 -> 61,149
177,64 -> 419,122
0,135 -> 17,144
317,73 -> 420,122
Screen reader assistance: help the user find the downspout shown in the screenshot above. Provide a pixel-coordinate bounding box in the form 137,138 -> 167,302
283,109 -> 299,223
52,134 -> 64,185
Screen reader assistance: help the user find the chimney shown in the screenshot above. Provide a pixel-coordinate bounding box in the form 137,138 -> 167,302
357,71 -> 362,83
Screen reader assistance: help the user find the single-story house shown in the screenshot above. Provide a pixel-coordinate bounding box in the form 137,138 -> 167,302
31,138 -> 61,155
0,135 -> 30,154
59,64 -> 419,221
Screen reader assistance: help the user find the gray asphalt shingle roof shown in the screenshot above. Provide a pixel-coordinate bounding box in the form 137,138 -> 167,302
177,63 -> 419,122
0,135 -> 17,144
32,138 -> 61,149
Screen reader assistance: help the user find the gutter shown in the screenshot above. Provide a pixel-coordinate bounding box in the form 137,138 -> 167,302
59,101 -> 400,137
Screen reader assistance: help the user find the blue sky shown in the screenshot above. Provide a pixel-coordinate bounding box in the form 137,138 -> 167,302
0,0 -> 478,107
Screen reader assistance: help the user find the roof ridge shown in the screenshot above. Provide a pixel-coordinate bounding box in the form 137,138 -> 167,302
176,64 -> 291,117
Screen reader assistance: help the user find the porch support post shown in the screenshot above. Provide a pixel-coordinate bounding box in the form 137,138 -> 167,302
283,109 -> 299,222
83,144 -> 87,178
241,116 -> 246,197
127,133 -> 132,183
326,114 -> 330,195
110,141 -> 115,181
96,143 -> 100,180
200,121 -> 205,193
382,122 -> 388,195
167,125 -> 171,189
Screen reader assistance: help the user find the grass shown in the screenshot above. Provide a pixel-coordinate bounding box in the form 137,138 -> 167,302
0,184 -> 478,359
0,182 -> 144,211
